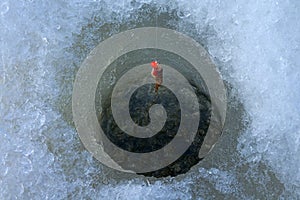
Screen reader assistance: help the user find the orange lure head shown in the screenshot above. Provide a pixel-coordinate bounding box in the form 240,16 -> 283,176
150,61 -> 158,69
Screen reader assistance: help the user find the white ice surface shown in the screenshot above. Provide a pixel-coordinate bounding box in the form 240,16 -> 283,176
0,0 -> 299,199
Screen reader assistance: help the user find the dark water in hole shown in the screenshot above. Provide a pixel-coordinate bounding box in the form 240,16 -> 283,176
96,48 -> 211,177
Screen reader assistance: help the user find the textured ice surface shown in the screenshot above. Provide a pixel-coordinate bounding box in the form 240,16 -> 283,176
0,0 -> 299,199
175,0 -> 300,197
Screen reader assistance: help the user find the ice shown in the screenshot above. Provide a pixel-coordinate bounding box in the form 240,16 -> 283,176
0,2 -> 9,15
0,0 -> 299,199
96,180 -> 192,200
198,168 -> 238,195
175,0 -> 300,197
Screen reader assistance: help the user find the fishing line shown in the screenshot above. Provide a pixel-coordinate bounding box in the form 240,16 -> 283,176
155,1 -> 158,61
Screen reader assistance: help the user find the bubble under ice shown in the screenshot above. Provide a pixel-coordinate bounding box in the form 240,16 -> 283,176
0,0 -> 299,199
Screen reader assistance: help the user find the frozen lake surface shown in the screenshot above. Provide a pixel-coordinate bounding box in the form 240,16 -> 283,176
0,0 -> 299,199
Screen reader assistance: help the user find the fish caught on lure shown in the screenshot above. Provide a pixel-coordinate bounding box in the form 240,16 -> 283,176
150,61 -> 163,92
